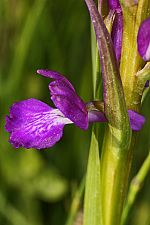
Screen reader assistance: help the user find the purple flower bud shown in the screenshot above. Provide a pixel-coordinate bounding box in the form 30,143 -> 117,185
108,0 -> 120,10
137,18 -> 150,61
145,80 -> 149,87
108,0 -> 123,61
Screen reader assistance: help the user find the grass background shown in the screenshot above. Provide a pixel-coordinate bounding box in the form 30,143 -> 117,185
0,0 -> 149,224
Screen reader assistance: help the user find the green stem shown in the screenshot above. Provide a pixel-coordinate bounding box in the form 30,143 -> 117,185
100,1 -> 150,224
120,0 -> 150,110
65,177 -> 85,225
121,151 -> 150,225
4,0 -> 46,97
91,24 -> 102,100
101,126 -> 132,225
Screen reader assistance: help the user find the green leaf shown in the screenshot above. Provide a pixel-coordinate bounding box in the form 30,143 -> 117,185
136,62 -> 150,85
83,126 -> 102,225
65,177 -> 85,225
134,62 -> 150,104
91,24 -> 102,100
121,151 -> 150,225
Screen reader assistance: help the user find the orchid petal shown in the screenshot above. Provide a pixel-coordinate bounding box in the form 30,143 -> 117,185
86,98 -> 145,131
128,110 -> 145,131
37,69 -> 88,130
108,0 -> 120,10
5,99 -> 72,149
87,102 -> 145,131
88,111 -> 107,123
111,11 -> 123,61
137,18 -> 150,61
37,69 -> 75,91
145,80 -> 149,87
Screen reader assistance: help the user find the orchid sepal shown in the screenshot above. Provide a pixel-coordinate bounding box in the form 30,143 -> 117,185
84,0 -> 130,133
87,101 -> 145,131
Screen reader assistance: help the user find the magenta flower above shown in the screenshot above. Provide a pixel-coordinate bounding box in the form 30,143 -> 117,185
5,70 -> 145,150
137,17 -> 150,61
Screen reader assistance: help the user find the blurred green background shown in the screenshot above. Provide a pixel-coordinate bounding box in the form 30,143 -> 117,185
0,0 -> 149,225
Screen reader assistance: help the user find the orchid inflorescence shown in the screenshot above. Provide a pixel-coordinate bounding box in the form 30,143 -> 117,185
5,0 -> 150,151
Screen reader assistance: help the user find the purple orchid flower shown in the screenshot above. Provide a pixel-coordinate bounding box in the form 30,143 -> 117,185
5,70 -> 89,149
137,17 -> 150,62
5,70 -> 145,150
108,0 -> 123,61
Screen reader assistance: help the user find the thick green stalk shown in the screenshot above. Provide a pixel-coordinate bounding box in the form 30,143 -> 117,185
100,1 -> 150,224
101,127 -> 133,225
120,0 -> 150,109
85,1 -> 131,225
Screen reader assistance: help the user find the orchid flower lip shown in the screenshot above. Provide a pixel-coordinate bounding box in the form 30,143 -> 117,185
5,70 -> 89,149
5,99 -> 73,149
